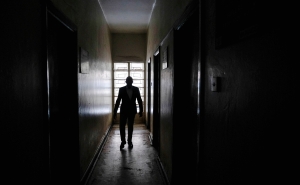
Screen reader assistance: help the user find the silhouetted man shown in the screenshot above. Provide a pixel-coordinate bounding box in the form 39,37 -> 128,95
113,76 -> 143,149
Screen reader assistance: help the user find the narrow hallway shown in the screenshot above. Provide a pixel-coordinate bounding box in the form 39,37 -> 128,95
86,123 -> 167,185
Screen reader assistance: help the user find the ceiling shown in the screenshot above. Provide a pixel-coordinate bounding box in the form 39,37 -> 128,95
98,0 -> 156,33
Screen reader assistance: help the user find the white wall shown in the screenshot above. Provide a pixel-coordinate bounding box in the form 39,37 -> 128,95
112,33 -> 147,62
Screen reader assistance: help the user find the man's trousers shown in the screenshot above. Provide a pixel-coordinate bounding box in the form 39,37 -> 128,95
119,113 -> 135,143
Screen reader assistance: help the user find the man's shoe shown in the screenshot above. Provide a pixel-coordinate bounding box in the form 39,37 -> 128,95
128,142 -> 133,148
120,142 -> 126,149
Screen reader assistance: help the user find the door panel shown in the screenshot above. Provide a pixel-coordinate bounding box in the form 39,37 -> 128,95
173,5 -> 199,184
147,62 -> 151,129
47,8 -> 79,184
152,49 -> 161,154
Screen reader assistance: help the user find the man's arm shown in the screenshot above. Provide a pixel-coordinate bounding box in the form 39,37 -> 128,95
136,87 -> 143,117
113,88 -> 122,119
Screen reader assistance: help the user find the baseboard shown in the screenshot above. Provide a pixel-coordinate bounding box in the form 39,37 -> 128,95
157,156 -> 170,185
80,123 -> 113,185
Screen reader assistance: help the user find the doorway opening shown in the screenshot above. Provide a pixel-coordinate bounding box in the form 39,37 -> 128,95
46,3 -> 79,184
151,48 -> 161,155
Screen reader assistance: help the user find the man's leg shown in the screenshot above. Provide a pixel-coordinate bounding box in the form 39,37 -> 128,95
127,114 -> 135,148
119,113 -> 127,148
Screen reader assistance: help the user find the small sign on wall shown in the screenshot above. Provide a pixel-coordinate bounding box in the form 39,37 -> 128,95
80,47 -> 89,74
162,46 -> 168,69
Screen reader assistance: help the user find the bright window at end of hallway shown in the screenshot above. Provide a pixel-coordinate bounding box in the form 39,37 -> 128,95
113,62 -> 144,113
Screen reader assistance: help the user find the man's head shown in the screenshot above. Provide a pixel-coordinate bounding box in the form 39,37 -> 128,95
126,76 -> 133,88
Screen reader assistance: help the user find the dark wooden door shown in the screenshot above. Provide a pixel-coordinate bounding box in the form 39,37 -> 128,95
47,5 -> 79,184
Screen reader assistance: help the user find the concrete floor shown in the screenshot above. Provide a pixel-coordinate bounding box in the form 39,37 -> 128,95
86,123 -> 167,185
